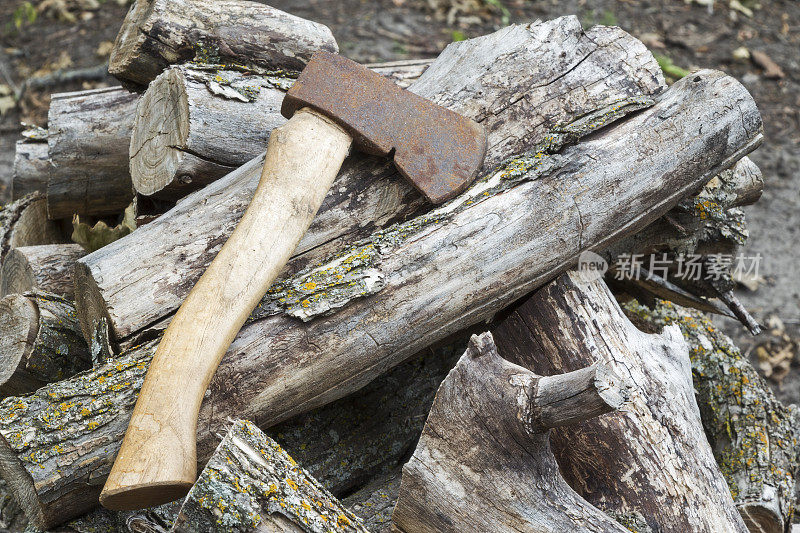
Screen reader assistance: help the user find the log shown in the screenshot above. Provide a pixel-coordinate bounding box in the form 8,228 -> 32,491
76,17 -> 667,345
0,244 -> 86,298
108,0 -> 338,86
171,420 -> 369,533
12,141 -> 49,200
0,192 -> 65,268
0,291 -> 90,397
0,64 -> 761,528
0,478 -> 26,532
46,87 -> 139,219
622,299 -> 800,533
491,270 -> 748,531
129,60 -> 430,200
59,500 -> 181,532
392,332 -> 631,532
343,471 -> 401,533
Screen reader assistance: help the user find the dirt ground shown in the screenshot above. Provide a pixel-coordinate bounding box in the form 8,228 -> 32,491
0,0 -> 798,401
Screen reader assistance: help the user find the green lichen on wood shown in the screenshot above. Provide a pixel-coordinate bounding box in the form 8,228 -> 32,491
173,420 -> 368,533
251,96 -> 655,323
622,299 -> 800,524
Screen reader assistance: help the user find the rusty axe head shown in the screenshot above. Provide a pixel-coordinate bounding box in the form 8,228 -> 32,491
281,51 -> 487,203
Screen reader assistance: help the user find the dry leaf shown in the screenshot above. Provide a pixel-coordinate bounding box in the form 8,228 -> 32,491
96,40 -> 114,57
757,343 -> 795,384
72,203 -> 137,252
751,50 -> 785,79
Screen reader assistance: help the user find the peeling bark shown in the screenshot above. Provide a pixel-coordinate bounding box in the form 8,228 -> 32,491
393,332 -> 631,533
76,18 -> 666,345
108,0 -> 338,86
491,270 -> 748,532
0,244 -> 86,298
622,299 -> 800,533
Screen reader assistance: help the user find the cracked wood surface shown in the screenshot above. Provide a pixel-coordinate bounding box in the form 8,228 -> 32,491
491,270 -> 748,532
75,17 -> 666,345
0,58 -> 761,528
128,61 -> 431,201
108,0 -> 338,86
392,332 -> 631,533
0,244 -> 86,298
46,87 -> 139,219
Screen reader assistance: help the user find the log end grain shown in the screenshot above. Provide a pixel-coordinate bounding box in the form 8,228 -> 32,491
0,294 -> 39,396
0,244 -> 86,298
108,0 -> 160,86
12,141 -> 49,201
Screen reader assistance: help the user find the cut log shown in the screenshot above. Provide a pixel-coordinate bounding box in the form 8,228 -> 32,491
0,478 -> 27,532
76,18 -> 667,345
393,332 -> 631,533
0,291 -> 90,397
129,60 -> 430,200
491,270 -> 748,532
0,192 -> 65,268
12,141 -> 49,200
108,0 -> 338,86
622,299 -> 800,533
343,471 -> 402,533
0,331 -> 464,529
46,87 -> 139,219
59,500 -> 181,532
171,419 -> 369,533
0,244 -> 86,298
0,61 -> 761,528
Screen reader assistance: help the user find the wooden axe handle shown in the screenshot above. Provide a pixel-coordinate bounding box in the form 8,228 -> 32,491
100,108 -> 352,510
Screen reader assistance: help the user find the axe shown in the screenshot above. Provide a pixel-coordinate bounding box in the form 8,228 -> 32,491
100,50 -> 487,510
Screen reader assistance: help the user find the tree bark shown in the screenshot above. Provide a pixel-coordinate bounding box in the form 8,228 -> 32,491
12,141 -> 48,201
392,332 -> 631,533
171,419 -> 369,533
0,291 -> 90,397
0,63 -> 761,529
75,17 -> 666,345
46,87 -> 139,219
0,244 -> 86,298
491,270 -> 749,532
108,0 -> 338,86
622,299 -> 800,533
0,192 -> 65,268
129,60 -> 431,200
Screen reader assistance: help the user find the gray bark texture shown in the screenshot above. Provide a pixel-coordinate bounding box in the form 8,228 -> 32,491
108,0 -> 338,86
171,420 -> 369,533
0,291 -> 90,397
0,192 -> 65,269
392,332 -> 631,533
622,299 -> 800,533
128,60 -> 429,201
491,270 -> 749,532
12,141 -> 48,201
46,86 -> 139,219
0,243 -> 86,298
75,17 -> 666,345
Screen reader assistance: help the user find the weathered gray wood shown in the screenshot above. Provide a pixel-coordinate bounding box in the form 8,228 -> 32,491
0,63 -> 761,528
12,141 -> 49,200
0,192 -> 65,270
0,477 -> 26,532
393,332 -> 631,533
46,87 -> 139,219
109,0 -> 338,86
76,18 -> 666,345
0,291 -> 90,397
343,471 -> 402,533
491,271 -> 749,532
622,299 -> 800,533
0,244 -> 86,298
129,61 -> 431,200
171,420 -> 369,533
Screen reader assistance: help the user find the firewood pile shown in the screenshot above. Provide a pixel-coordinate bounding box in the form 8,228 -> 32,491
1,1 -> 797,532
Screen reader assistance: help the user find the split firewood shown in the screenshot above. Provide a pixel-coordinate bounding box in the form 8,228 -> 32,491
171,420 -> 369,533
75,18 -> 667,345
129,60 -> 430,200
47,87 -> 140,219
0,244 -> 86,298
393,332 -> 632,532
0,332 -> 464,528
0,478 -> 26,532
109,0 -> 338,86
343,471 -> 402,533
622,299 -> 800,533
491,271 -> 748,531
12,140 -> 48,200
0,291 -> 90,397
0,192 -> 65,268
0,61 -> 761,528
